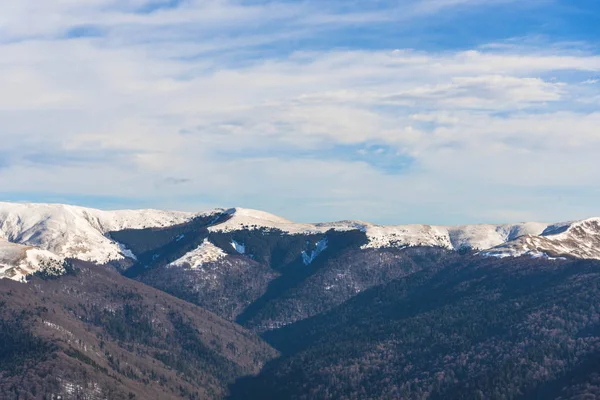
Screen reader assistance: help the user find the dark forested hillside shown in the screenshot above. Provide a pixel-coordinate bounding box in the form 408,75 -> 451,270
138,255 -> 278,321
230,253 -> 600,400
238,246 -> 454,331
130,227 -> 461,333
0,261 -> 277,400
134,228 -> 377,327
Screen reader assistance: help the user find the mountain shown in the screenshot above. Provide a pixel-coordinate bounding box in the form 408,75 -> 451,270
2,203 -> 600,331
209,208 -> 551,251
482,218 -> 600,259
3,202 -> 600,399
0,203 -> 584,283
230,253 -> 600,400
0,259 -> 277,400
1,203 -> 598,278
0,202 -> 203,269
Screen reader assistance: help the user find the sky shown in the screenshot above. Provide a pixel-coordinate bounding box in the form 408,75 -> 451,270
0,0 -> 599,225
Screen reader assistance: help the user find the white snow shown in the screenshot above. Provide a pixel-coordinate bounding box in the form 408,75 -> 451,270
117,243 -> 138,261
210,208 -> 600,260
358,222 -> 550,251
210,208 -> 551,253
211,208 -> 313,233
168,239 -> 226,269
0,238 -> 65,281
0,202 -> 202,265
482,218 -> 600,260
1,202 -> 600,283
231,240 -> 246,254
302,237 -> 328,265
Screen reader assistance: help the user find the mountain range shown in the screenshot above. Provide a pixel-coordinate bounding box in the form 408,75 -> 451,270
2,202 -> 600,399
2,202 -> 600,282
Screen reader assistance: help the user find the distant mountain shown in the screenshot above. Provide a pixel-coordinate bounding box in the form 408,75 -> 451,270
1,202 -> 598,282
0,202 -> 204,279
209,208 -> 551,251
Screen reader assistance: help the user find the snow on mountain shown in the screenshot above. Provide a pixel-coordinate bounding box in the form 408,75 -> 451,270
0,239 -> 65,281
362,224 -> 453,249
1,202 -> 599,283
210,208 -> 600,260
302,238 -> 328,265
210,208 -> 551,253
231,240 -> 246,254
211,208 -> 323,234
168,239 -> 226,269
0,202 -> 200,265
482,218 -> 600,259
351,222 -> 551,250
446,222 -> 550,250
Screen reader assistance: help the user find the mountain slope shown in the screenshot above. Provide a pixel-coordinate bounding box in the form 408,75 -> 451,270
3,203 -> 600,338
4,203 -> 597,333
231,254 -> 600,400
0,260 -> 277,400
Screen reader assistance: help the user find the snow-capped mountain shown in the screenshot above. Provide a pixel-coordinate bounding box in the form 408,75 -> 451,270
1,202 -> 599,281
206,207 -> 600,262
211,207 -> 550,251
0,202 -> 202,272
481,218 -> 600,259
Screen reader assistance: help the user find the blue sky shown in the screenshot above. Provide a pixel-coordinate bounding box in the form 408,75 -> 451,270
0,0 -> 599,224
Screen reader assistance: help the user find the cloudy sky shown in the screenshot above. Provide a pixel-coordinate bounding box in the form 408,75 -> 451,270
0,0 -> 599,224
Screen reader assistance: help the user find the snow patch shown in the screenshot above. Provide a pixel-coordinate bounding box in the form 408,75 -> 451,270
117,243 -> 137,261
169,239 -> 226,269
302,237 -> 328,265
231,240 -> 246,254
0,239 -> 66,281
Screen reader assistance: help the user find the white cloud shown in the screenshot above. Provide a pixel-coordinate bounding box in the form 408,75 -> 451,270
0,0 -> 599,224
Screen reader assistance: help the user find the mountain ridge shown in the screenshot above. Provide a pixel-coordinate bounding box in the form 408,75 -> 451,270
1,202 -> 599,281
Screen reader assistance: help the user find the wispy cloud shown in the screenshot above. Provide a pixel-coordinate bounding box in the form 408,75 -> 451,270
0,0 -> 598,224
